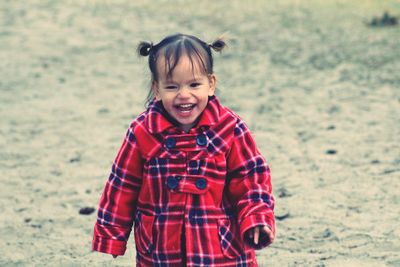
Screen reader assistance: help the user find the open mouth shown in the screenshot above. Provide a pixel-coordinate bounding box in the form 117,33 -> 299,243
175,103 -> 196,113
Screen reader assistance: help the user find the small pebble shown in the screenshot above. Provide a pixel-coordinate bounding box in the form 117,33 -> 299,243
69,155 -> 81,163
326,149 -> 337,155
322,228 -> 333,238
277,187 -> 292,198
313,228 -> 334,239
51,170 -> 62,176
368,12 -> 398,27
328,106 -> 340,114
79,207 -> 95,215
98,107 -> 110,114
327,125 -> 335,130
276,213 -> 290,221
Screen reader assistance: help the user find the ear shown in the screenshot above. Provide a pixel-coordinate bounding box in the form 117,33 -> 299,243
151,81 -> 161,100
208,74 -> 216,96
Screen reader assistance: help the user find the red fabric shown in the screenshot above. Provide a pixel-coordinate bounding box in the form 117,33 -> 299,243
92,96 -> 275,266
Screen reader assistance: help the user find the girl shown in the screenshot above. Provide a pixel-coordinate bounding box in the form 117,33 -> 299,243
92,33 -> 275,267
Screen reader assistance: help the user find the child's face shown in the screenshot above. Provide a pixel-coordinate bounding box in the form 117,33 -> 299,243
152,55 -> 216,131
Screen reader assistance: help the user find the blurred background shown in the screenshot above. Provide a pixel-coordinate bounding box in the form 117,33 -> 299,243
0,0 -> 399,266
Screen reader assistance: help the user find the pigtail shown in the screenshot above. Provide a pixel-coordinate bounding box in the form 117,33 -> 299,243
137,41 -> 153,56
209,36 -> 227,52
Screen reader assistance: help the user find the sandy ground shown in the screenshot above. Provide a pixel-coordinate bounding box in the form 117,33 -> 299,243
1,0 -> 399,266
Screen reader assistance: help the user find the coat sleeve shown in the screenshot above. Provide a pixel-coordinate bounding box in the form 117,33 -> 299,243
226,118 -> 275,249
92,123 -> 143,256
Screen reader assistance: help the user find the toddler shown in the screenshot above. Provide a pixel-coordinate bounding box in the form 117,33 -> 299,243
92,33 -> 275,266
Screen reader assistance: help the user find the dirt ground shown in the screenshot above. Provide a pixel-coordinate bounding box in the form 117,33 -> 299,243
0,0 -> 399,266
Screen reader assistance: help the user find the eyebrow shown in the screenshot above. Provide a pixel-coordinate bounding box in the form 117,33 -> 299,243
165,77 -> 201,84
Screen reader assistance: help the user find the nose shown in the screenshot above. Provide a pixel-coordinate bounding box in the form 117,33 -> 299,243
177,86 -> 191,98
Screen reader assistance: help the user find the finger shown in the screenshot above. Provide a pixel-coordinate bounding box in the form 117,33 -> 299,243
254,227 -> 260,245
263,226 -> 275,242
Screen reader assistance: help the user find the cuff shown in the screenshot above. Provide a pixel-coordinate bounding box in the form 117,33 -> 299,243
240,213 -> 275,250
92,235 -> 127,256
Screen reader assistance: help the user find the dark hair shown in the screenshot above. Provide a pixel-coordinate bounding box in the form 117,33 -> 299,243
137,33 -> 227,106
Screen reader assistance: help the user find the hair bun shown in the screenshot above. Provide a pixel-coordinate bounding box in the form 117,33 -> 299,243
137,41 -> 153,56
209,39 -> 226,52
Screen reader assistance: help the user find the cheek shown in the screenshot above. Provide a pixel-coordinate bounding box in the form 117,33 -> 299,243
160,94 -> 174,103
199,99 -> 208,110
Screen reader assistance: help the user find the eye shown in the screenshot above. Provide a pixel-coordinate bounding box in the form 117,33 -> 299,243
165,85 -> 178,90
190,82 -> 201,88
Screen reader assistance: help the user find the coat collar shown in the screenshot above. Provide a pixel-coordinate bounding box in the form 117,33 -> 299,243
146,95 -> 221,134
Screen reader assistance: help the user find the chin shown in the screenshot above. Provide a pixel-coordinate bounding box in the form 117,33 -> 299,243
178,119 -> 195,126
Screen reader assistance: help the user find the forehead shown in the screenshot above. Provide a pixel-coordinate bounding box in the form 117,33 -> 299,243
155,53 -> 207,80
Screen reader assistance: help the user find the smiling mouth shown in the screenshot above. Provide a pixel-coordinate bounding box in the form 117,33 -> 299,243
176,104 -> 196,113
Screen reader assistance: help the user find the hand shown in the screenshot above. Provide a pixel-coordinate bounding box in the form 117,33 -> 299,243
248,225 -> 275,245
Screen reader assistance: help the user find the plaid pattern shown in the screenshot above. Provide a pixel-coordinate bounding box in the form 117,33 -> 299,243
92,96 -> 275,266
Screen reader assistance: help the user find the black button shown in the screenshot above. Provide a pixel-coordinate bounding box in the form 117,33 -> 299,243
195,178 -> 207,189
166,176 -> 179,189
196,134 -> 207,146
165,137 -> 176,149
189,160 -> 198,168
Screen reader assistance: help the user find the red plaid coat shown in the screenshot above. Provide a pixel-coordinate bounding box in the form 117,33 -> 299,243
92,96 -> 275,266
